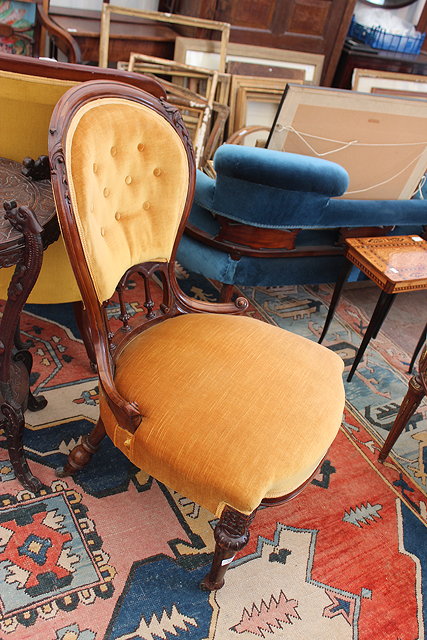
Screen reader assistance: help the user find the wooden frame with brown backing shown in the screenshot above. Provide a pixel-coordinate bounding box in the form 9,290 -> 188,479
174,37 -> 324,85
267,83 -> 427,201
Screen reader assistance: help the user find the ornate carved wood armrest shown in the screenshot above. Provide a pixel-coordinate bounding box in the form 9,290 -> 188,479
92,335 -> 142,433
36,5 -> 81,63
171,272 -> 249,314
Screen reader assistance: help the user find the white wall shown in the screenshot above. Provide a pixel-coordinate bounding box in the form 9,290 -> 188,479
50,0 -> 159,10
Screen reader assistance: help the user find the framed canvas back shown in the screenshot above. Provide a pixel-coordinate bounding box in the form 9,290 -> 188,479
267,84 -> 427,200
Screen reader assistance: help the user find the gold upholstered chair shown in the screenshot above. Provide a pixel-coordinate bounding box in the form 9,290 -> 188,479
48,80 -> 345,590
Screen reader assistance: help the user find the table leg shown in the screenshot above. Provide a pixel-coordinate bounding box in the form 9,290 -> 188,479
318,260 -> 353,344
372,293 -> 396,339
0,202 -> 47,491
347,290 -> 395,382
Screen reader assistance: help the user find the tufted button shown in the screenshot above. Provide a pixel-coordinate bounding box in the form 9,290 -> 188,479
115,211 -> 121,220
137,143 -> 144,152
125,175 -> 132,185
143,201 -> 151,210
93,163 -> 98,173
110,146 -> 117,157
124,437 -> 132,448
103,187 -> 110,198
153,168 -> 162,177
100,227 -> 105,237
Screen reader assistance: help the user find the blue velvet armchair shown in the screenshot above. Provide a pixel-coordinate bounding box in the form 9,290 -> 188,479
177,144 -> 427,300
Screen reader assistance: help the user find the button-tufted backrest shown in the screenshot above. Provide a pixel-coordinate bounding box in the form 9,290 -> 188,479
65,97 -> 190,302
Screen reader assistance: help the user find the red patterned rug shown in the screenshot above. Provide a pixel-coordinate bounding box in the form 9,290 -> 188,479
0,270 -> 425,640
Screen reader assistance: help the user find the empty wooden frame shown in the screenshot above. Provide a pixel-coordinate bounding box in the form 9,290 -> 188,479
122,53 -> 231,105
229,76 -> 302,144
174,37 -> 324,85
353,68 -> 427,100
99,5 -> 230,70
267,84 -> 427,200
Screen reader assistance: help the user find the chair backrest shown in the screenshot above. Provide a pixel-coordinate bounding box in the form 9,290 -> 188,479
0,51 -> 166,162
49,81 -> 196,427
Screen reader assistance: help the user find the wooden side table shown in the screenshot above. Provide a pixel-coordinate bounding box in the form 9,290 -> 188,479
319,235 -> 427,381
0,156 -> 59,491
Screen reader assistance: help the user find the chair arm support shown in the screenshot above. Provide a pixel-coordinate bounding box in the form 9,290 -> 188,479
171,272 -> 249,313
94,334 -> 142,433
36,6 -> 81,63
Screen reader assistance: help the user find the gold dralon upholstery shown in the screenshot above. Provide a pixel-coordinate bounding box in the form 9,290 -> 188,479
101,313 -> 345,517
0,70 -> 81,303
65,99 -> 189,301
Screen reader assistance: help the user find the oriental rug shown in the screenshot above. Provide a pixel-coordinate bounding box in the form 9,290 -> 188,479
0,269 -> 425,640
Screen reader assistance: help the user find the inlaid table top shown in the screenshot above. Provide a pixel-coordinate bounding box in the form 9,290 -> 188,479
345,235 -> 427,294
0,156 -> 56,261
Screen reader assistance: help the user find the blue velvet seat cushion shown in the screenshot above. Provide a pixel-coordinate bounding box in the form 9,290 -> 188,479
177,203 -> 346,286
177,202 -> 426,287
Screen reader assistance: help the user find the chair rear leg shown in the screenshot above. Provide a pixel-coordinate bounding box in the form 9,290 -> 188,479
220,284 -> 235,303
201,505 -> 256,591
73,301 -> 97,371
57,417 -> 106,477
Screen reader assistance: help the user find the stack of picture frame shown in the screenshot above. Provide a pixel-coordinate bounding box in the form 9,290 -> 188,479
100,4 -> 325,153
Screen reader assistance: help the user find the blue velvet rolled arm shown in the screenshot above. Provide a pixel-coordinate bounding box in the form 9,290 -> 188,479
177,144 -> 427,290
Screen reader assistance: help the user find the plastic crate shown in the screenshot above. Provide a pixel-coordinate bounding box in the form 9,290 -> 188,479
348,16 -> 425,55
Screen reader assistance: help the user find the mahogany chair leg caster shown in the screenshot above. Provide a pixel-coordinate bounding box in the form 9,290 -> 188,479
56,418 -> 106,477
200,505 -> 255,591
199,574 -> 225,591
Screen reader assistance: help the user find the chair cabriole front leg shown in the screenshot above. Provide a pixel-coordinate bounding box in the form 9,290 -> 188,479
201,505 -> 256,591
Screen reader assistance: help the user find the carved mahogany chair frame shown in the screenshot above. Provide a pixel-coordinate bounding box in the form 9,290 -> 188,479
48,81 -> 336,590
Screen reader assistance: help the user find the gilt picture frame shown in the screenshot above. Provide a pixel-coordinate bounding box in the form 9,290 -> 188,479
99,5 -> 230,70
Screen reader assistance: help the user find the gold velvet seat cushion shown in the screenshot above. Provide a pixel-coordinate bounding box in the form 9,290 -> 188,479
101,314 -> 345,517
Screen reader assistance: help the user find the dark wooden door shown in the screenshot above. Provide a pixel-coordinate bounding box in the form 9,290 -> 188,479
166,0 -> 357,85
